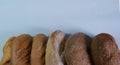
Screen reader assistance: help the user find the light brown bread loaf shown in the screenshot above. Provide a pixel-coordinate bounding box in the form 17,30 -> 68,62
64,33 -> 92,65
91,33 -> 120,65
45,30 -> 65,65
0,37 -> 16,65
11,34 -> 32,65
31,34 -> 48,65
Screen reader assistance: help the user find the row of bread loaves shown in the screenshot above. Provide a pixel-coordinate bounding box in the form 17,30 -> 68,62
0,30 -> 120,65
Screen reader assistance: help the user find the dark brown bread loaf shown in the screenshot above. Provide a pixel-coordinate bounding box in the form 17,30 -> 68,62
91,33 -> 120,65
11,34 -> 32,65
31,34 -> 48,65
45,30 -> 65,65
64,33 -> 92,65
119,50 -> 120,61
0,37 -> 16,65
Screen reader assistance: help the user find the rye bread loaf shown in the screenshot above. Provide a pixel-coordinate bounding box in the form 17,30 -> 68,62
91,33 -> 120,65
11,34 -> 32,65
64,33 -> 92,65
31,34 -> 48,65
0,37 -> 16,65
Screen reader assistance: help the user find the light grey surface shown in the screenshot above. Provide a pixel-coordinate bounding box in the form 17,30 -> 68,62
0,0 -> 120,60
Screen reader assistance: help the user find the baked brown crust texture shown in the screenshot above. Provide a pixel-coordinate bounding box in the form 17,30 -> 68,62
91,33 -> 120,65
0,37 -> 16,65
64,33 -> 92,65
11,34 -> 32,65
31,34 -> 48,65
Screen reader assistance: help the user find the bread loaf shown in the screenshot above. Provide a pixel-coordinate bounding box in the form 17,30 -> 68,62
45,30 -> 65,65
11,34 -> 32,65
64,33 -> 92,65
0,37 -> 16,65
91,33 -> 120,65
31,34 -> 48,65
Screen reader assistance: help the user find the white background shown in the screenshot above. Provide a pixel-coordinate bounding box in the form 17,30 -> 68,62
0,0 -> 120,60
